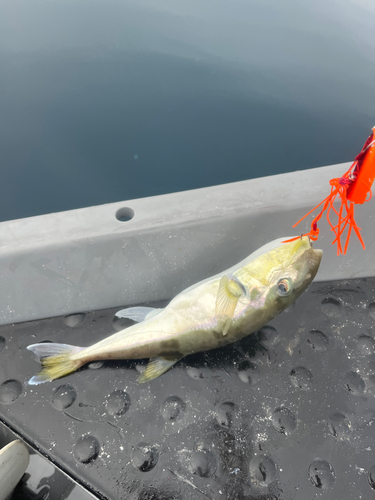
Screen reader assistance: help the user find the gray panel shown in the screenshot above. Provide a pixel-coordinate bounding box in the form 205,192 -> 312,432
0,163 -> 374,325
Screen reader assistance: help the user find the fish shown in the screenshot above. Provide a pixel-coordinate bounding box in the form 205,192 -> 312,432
27,236 -> 322,385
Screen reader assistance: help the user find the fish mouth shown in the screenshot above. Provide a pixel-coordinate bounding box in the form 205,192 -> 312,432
309,247 -> 323,278
299,235 -> 323,276
305,236 -> 323,260
308,238 -> 323,259
313,248 -> 323,258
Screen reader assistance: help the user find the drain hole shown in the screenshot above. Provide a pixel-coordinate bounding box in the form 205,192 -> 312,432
116,207 -> 134,222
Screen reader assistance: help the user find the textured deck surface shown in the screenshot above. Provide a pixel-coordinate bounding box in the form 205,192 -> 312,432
1,278 -> 375,499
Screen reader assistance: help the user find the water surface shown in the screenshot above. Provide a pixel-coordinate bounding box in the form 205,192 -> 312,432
0,0 -> 374,221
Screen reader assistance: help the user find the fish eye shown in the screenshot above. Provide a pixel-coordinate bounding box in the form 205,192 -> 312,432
277,278 -> 291,296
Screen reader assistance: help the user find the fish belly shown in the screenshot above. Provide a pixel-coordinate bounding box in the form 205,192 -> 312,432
77,302 -> 266,364
75,278 -> 267,363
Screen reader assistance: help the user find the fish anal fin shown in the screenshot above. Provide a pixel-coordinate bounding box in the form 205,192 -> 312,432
215,275 -> 246,336
138,356 -> 183,383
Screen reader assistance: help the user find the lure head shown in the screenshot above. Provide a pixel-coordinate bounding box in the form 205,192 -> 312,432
243,236 -> 323,315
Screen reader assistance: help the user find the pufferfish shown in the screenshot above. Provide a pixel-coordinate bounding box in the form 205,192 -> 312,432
27,236 -> 322,384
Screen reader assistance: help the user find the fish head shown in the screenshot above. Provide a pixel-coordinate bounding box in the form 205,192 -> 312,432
250,236 -> 323,313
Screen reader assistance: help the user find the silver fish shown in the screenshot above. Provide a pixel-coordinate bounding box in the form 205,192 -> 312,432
27,236 -> 322,384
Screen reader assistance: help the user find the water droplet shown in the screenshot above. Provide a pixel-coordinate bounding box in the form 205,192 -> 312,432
106,390 -> 131,416
51,384 -> 77,410
0,379 -> 22,404
308,459 -> 335,489
237,360 -> 258,384
189,450 -> 216,477
249,454 -> 277,485
344,371 -> 365,395
132,442 -> 159,472
215,401 -> 240,427
64,313 -> 86,327
327,413 -> 351,440
161,396 -> 185,421
357,335 -> 375,355
271,407 -> 297,434
290,367 -> 313,390
0,336 -> 5,352
321,298 -> 342,318
73,435 -> 99,463
306,330 -> 329,351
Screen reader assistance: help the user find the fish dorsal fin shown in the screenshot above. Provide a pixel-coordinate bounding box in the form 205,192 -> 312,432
215,275 -> 246,336
115,306 -> 162,322
138,356 -> 183,383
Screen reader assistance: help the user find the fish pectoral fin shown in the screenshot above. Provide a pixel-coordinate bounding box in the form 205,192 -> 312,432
138,356 -> 183,383
215,275 -> 246,336
115,306 -> 162,322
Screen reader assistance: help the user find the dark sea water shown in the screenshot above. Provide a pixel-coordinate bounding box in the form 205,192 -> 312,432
0,0 -> 374,222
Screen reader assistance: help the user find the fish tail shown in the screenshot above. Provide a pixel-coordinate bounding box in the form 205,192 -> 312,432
27,343 -> 85,385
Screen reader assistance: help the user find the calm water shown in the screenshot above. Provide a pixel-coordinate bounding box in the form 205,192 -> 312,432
0,0 -> 374,222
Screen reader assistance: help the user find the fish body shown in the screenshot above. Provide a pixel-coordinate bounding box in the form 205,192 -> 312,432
28,236 -> 322,384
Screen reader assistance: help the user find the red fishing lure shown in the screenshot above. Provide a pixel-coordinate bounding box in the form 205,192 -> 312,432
284,126 -> 375,255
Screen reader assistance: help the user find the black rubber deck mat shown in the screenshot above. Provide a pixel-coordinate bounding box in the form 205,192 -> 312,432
1,278 -> 375,500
